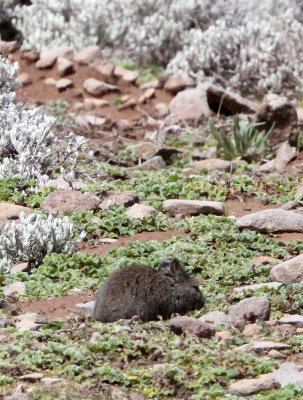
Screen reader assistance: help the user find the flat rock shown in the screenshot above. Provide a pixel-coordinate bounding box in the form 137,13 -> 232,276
229,297 -> 271,328
56,78 -> 73,91
3,282 -> 26,296
74,45 -> 101,64
270,254 -> 303,284
44,78 -> 57,86
273,362 -> 303,387
10,262 -> 30,274
100,191 -> 139,211
169,316 -> 215,338
164,74 -> 194,93
0,202 -> 33,220
125,204 -> 158,219
187,158 -> 237,172
40,189 -> 99,213
57,56 -> 74,76
76,114 -> 107,127
235,209 -> 303,232
20,373 -> 44,382
36,46 -> 73,68
163,200 -> 225,216
155,102 -> 170,117
232,282 -> 282,293
138,88 -> 155,104
243,323 -> 263,338
140,79 -> 161,90
274,142 -> 296,172
199,311 -> 230,329
229,373 -> 278,396
252,341 -> 291,352
83,78 -> 119,96
215,331 -> 234,342
135,156 -> 166,171
268,349 -> 287,359
41,377 -> 63,385
252,256 -> 277,267
4,393 -> 30,400
169,84 -> 212,121
191,147 -> 217,160
83,98 -> 109,110
17,72 -> 32,86
279,315 -> 303,327
114,66 -> 139,83
75,301 -> 95,316
90,60 -> 115,76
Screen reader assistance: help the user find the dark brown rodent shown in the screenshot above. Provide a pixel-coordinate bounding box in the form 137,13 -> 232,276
93,258 -> 205,322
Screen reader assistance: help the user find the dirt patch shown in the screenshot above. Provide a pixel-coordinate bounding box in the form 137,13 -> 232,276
225,197 -> 278,217
271,232 -> 303,242
19,294 -> 94,321
80,230 -> 187,256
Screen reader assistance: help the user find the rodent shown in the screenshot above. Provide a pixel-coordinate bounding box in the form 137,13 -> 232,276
93,258 -> 205,322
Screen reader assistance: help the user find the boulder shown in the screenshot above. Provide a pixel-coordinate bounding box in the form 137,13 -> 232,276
0,203 -> 33,220
164,74 -> 194,93
90,60 -> 115,76
135,156 -> 166,171
163,200 -> 225,216
57,57 -> 74,76
83,98 -> 109,110
40,189 -> 99,213
252,341 -> 291,352
114,66 -> 139,83
273,362 -> 303,388
270,255 -> 303,284
199,311 -> 230,329
56,78 -> 73,91
229,374 -> 278,396
235,209 -> 303,232
83,78 -> 120,96
169,316 -> 215,338
229,297 -> 271,328
74,45 -> 101,64
232,282 -> 282,294
125,204 -> 158,219
16,72 -> 32,86
279,314 -> 303,327
274,142 -> 296,172
99,191 -> 139,211
187,158 -> 237,172
3,282 -> 26,296
36,46 -> 73,68
20,373 -> 44,382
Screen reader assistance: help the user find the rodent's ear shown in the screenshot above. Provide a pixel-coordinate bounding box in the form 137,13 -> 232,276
158,258 -> 185,278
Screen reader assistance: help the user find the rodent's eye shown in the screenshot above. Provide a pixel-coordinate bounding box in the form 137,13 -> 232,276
192,285 -> 200,291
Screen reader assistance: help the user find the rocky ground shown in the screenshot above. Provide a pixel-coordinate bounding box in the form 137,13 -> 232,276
2,42 -> 303,399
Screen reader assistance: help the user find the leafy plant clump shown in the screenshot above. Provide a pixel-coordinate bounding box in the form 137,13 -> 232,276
210,116 -> 274,161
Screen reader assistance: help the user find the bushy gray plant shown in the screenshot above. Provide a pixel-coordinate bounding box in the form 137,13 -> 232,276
0,212 -> 85,274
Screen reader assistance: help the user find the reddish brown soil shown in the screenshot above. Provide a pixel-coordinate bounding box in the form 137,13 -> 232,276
19,294 -> 94,321
225,198 -> 278,217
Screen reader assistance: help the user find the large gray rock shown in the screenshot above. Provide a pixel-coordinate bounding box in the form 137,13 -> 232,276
41,189 -> 99,213
125,204 -> 158,219
235,209 -> 303,232
100,191 -> 139,211
57,56 -> 74,76
0,202 -> 33,220
274,142 -> 296,172
3,282 -> 26,296
74,45 -> 101,64
232,282 -> 282,294
270,255 -> 303,284
164,74 -> 194,93
199,311 -> 230,329
229,297 -> 271,328
169,84 -> 212,121
169,316 -> 215,338
135,156 -> 166,171
187,158 -> 237,172
163,200 -> 225,216
273,362 -> 303,388
279,314 -> 303,327
36,46 -> 73,68
229,374 -> 278,396
83,78 -> 120,96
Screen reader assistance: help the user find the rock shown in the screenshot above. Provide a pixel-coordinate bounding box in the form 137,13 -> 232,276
83,78 -> 120,96
281,200 -> 297,210
10,262 -> 30,274
90,60 -> 115,76
56,78 -> 73,91
273,362 -> 303,387
274,323 -> 296,338
229,373 -> 278,396
279,314 -> 303,327
100,191 -> 139,211
296,182 -> 303,200
138,88 -> 155,104
232,282 -> 282,293
3,282 -> 26,296
4,393 -> 29,400
270,254 -> 303,284
132,142 -> 160,160
140,80 -> 161,90
41,377 -> 62,385
169,316 -> 215,338
191,147 -> 217,160
74,45 -> 101,64
75,114 -> 107,128
164,74 -> 194,93
257,94 -> 297,131
83,98 -> 109,110
125,204 -> 158,219
16,73 -> 32,86
44,78 -> 57,86
229,297 -> 271,328
169,84 -> 212,121
199,311 -> 230,329
99,238 -> 117,244
257,159 -> 276,173
0,40 -> 19,54
243,323 -> 263,338
89,331 -> 102,344
40,189 -> 99,213
57,57 -> 74,76
187,158 -> 237,172
235,209 -> 303,233
215,330 -> 234,342
75,301 -> 95,316
274,142 -> 296,171
0,299 -> 16,314
135,156 -> 166,171
268,349 -> 287,359
0,203 -> 33,220
155,102 -> 170,117
252,341 -> 291,352
252,256 -> 277,267
118,98 -> 137,111
163,200 -> 225,216
16,313 -> 40,322
20,49 -> 40,62
36,46 -> 73,68
20,373 -> 44,382
114,66 -> 139,83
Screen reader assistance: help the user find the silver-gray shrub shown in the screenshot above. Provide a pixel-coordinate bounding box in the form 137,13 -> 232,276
0,212 -> 85,274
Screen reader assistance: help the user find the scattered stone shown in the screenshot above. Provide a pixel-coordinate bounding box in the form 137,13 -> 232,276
199,311 -> 230,329
75,301 -> 95,316
118,98 -> 137,111
235,209 -> 303,233
169,316 -> 215,338
274,142 -> 296,172
41,377 -> 62,385
187,158 -> 237,172
140,79 -> 161,90
57,56 -> 74,76
0,40 -> 19,54
138,88 -> 155,104
99,238 -> 118,244
268,349 -> 287,359
229,297 -> 271,328
90,60 -> 115,76
16,73 -> 32,86
243,323 -> 263,338
76,114 -> 107,127
41,189 -> 99,213
281,200 -> 297,210
270,254 -> 303,284
191,147 -> 217,160
163,199 -> 225,216
20,49 -> 40,62
274,323 -> 296,338
83,98 -> 109,110
252,341 -> 291,352
273,362 -> 303,388
164,74 -> 194,93
83,78 -> 120,96
10,262 -> 30,274
169,84 -> 212,121
56,78 -> 73,91
100,191 -> 139,211
215,330 -> 234,342
125,204 -> 158,219
296,182 -> 303,200
279,314 -> 303,327
155,102 -> 170,117
72,102 -> 83,112
132,142 -> 160,160
4,393 -> 29,400
74,45 -> 101,64
0,202 -> 33,220
135,156 -> 166,170
0,299 -> 17,314
229,373 -> 278,396
44,78 -> 57,86
232,344 -> 253,354
89,331 -> 102,344
114,66 -> 139,83
3,282 -> 26,296
232,282 -> 282,294
36,46 -> 73,68
20,373 -> 44,382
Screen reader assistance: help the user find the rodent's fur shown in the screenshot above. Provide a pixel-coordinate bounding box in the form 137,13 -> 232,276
93,258 -> 205,322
